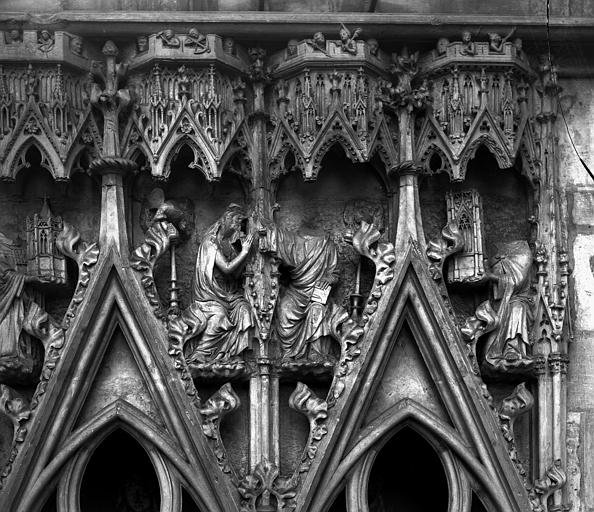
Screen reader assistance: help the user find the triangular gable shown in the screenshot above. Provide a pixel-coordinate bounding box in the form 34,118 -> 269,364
296,243 -> 531,512
0,249 -> 240,512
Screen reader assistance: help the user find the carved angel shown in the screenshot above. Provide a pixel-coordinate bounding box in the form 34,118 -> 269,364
339,23 -> 361,55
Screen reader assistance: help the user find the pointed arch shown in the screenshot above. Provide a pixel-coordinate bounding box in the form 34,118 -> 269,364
458,135 -> 513,181
24,401 -> 188,512
159,134 -> 218,182
308,132 -> 364,181
4,136 -> 62,181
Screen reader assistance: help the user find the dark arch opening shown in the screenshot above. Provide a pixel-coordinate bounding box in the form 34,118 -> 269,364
80,429 -> 160,512
40,487 -> 57,512
471,492 -> 489,512
367,427 -> 449,511
182,487 -> 202,512
326,487 -> 347,512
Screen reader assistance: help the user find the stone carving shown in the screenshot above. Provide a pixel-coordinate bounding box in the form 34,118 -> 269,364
289,382 -> 328,473
330,221 -> 395,403
445,190 -> 486,284
367,38 -> 379,56
136,35 -> 148,53
90,41 -> 131,157
223,37 -> 235,55
0,385 -> 30,446
426,221 -> 465,282
199,383 -> 240,474
130,189 -> 191,318
156,29 -> 180,48
338,23 -> 361,55
462,241 -> 537,375
499,382 -> 534,476
238,459 -> 298,512
182,204 -> 255,364
0,231 -> 53,385
56,223 -> 100,328
248,47 -> 270,82
259,219 -> 348,361
436,37 -> 449,56
489,28 -> 516,53
70,35 -> 83,57
460,30 -> 476,56
37,30 -> 54,53
306,31 -> 328,55
4,30 -> 22,45
286,39 -> 298,59
529,459 -> 567,512
184,28 -> 209,54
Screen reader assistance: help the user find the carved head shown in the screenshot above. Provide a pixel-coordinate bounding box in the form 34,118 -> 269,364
188,28 -> 200,39
220,204 -> 247,241
287,39 -> 298,57
163,29 -> 176,41
367,38 -> 379,56
70,36 -> 83,56
6,29 -> 21,43
39,30 -> 51,41
136,35 -> 148,53
223,37 -> 235,54
436,37 -> 449,55
313,32 -> 325,46
339,26 -> 349,42
462,30 -> 472,43
513,37 -> 523,50
489,32 -> 502,44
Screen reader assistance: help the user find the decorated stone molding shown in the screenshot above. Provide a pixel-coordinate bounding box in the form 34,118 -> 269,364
0,63 -> 100,180
415,34 -> 536,182
122,63 -> 247,179
56,222 -> 100,328
267,32 -> 399,180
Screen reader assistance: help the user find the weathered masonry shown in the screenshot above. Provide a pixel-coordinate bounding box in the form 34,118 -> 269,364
0,3 -> 592,511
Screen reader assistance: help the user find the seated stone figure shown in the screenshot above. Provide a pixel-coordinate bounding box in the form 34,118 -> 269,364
462,240 -> 535,373
0,232 -> 49,385
183,204 -> 255,364
260,220 -> 348,361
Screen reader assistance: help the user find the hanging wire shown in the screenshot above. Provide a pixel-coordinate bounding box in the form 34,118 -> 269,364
546,0 -> 594,182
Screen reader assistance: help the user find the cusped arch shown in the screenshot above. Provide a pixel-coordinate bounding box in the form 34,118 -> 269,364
308,134 -> 363,181
457,135 -> 513,181
159,134 -> 218,182
4,137 -> 63,181
420,142 -> 454,179
19,400 -> 217,512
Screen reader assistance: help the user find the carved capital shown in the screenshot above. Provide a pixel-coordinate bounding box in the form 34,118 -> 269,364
548,353 -> 569,375
89,156 -> 137,177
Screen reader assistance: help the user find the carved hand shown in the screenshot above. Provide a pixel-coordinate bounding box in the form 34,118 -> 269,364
241,233 -> 255,255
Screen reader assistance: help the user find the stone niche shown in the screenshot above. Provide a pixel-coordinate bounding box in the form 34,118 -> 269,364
276,147 -> 392,314
0,146 -> 101,319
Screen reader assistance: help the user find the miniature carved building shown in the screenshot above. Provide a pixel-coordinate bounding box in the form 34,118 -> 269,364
0,2 -> 591,512
445,189 -> 486,283
26,198 -> 66,284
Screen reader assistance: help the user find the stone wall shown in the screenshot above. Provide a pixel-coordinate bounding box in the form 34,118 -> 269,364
560,78 -> 594,512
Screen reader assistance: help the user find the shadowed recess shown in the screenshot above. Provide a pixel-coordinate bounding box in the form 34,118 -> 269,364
367,427 -> 449,511
80,429 -> 161,512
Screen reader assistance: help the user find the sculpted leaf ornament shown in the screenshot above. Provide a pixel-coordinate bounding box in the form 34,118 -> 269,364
238,459 -> 298,512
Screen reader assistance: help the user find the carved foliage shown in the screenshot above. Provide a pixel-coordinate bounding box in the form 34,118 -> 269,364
289,383 -> 328,474
199,383 -> 240,475
238,459 -> 298,512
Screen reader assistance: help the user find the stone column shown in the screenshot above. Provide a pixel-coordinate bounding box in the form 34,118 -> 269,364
393,160 -> 425,251
245,49 -> 280,487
